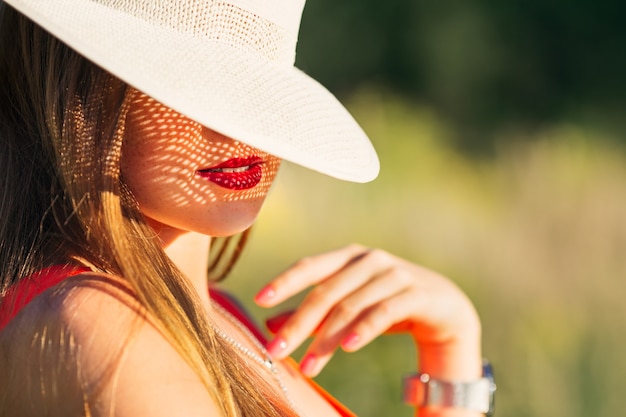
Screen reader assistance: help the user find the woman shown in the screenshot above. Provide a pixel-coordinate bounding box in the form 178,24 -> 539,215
0,0 -> 492,416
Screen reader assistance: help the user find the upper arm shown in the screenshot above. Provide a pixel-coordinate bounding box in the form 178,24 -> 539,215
0,273 -> 223,417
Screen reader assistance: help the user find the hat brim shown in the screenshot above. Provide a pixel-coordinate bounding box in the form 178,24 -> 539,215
6,0 -> 379,182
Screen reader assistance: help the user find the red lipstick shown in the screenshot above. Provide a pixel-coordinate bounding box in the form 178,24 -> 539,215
197,156 -> 263,190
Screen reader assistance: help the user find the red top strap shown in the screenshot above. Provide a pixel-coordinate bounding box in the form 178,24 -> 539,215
0,266 -> 356,417
0,265 -> 86,330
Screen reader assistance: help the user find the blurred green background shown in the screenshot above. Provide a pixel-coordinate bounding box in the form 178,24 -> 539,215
221,1 -> 626,416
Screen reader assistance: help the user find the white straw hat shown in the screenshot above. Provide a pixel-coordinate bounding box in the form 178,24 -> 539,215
3,0 -> 379,182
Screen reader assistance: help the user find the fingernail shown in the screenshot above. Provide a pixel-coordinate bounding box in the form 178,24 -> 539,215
341,333 -> 361,351
254,285 -> 276,305
266,336 -> 288,358
300,353 -> 318,376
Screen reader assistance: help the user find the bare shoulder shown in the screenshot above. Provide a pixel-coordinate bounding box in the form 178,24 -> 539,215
0,272 -> 223,417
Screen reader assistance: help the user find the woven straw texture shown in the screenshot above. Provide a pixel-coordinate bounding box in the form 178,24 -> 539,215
4,0 -> 380,182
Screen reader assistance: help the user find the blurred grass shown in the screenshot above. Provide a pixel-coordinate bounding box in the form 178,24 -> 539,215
220,89 -> 626,417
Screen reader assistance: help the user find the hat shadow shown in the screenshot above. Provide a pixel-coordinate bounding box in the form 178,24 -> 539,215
121,92 -> 281,211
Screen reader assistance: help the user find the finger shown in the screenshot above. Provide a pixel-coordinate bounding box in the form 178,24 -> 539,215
299,309 -> 377,377
336,291 -> 420,352
298,272 -> 410,376
265,310 -> 411,336
299,302 -> 409,377
266,310 -> 414,337
310,270 -> 409,353
345,284 -> 464,354
266,250 -> 396,358
254,244 -> 368,307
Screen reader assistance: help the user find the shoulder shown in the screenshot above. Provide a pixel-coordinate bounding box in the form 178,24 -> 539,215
0,272 -> 223,417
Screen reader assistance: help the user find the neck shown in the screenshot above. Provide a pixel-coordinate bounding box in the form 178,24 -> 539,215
163,231 -> 212,306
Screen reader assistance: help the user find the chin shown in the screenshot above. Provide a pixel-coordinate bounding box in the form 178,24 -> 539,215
204,224 -> 254,238
187,211 -> 260,237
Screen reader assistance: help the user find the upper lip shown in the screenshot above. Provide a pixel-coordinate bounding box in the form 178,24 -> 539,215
198,156 -> 264,173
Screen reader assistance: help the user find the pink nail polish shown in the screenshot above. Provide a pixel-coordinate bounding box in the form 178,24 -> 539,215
341,333 -> 361,351
300,353 -> 317,376
266,336 -> 288,358
254,285 -> 276,304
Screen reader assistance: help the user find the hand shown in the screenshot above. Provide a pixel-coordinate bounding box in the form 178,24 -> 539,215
254,244 -> 482,382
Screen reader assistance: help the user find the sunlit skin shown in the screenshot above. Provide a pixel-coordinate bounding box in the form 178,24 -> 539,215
120,90 -> 483,417
121,90 -> 281,243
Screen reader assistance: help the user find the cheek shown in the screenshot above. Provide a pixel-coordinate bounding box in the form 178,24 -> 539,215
121,138 -> 201,199
121,94 -> 216,207
121,131 -> 221,229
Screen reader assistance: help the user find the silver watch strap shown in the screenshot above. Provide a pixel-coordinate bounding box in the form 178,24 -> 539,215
403,361 -> 496,416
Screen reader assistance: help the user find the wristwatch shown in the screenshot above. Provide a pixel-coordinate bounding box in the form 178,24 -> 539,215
403,360 -> 496,416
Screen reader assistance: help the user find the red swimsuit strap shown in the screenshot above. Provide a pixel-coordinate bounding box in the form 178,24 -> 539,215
0,265 -> 88,330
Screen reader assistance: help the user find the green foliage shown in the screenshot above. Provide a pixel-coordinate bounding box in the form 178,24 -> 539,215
296,0 -> 626,151
222,91 -> 626,417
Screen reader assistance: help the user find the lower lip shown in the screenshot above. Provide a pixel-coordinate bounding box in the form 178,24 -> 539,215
197,157 -> 263,190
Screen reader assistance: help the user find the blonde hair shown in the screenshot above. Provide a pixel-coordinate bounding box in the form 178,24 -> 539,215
0,4 -> 296,416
